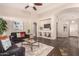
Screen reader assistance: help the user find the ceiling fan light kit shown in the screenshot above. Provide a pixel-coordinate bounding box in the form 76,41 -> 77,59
33,7 -> 37,10
25,3 -> 43,11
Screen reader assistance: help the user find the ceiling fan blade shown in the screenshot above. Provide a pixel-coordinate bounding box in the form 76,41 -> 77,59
34,3 -> 42,6
25,6 -> 29,9
33,7 -> 37,11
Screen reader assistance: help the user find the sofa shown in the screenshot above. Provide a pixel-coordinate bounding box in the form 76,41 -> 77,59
10,32 -> 30,43
0,45 -> 25,56
0,37 -> 25,56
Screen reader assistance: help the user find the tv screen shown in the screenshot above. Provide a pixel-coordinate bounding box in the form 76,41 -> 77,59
44,24 -> 50,28
1,38 -> 12,51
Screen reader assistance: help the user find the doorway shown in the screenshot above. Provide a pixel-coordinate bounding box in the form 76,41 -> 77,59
70,21 -> 78,37
33,22 -> 37,40
57,20 -> 78,37
58,21 -> 69,37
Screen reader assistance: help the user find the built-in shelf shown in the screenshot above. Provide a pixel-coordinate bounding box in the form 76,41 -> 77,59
37,18 -> 55,40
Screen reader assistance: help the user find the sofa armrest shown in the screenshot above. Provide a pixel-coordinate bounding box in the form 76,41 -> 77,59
0,45 -> 25,56
0,52 -> 10,56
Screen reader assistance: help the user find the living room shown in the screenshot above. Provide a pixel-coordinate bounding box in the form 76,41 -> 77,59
0,3 -> 56,56
1,3 -> 79,56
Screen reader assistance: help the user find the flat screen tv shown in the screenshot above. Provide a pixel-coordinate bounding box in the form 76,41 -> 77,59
44,24 -> 51,29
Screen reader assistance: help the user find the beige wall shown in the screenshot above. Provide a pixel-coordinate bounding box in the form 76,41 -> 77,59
37,4 -> 79,38
37,14 -> 57,39
1,3 -> 79,38
57,9 -> 79,37
0,5 -> 37,36
2,17 -> 34,36
57,20 -> 70,37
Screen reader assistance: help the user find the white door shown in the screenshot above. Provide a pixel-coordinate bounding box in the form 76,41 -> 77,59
70,22 -> 78,36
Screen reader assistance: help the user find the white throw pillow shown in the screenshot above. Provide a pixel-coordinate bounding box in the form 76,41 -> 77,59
17,33 -> 21,38
1,38 -> 12,51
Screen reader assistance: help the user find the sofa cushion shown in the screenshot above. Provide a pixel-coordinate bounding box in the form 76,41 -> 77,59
0,37 -> 12,53
20,32 -> 26,37
11,33 -> 17,38
10,32 -> 29,43
17,32 -> 21,38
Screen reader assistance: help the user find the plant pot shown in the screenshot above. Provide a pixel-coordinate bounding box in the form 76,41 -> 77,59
0,35 -> 7,40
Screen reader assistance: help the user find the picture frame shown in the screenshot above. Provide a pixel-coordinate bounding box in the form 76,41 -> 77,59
13,21 -> 23,31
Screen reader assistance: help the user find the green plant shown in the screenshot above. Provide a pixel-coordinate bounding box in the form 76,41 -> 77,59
28,29 -> 30,33
0,18 -> 7,34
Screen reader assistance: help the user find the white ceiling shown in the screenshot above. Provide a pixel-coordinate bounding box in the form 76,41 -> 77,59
0,3 -> 66,14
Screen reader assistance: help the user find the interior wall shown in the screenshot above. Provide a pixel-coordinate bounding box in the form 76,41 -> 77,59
2,17 -> 31,36
37,14 -> 56,39
57,19 -> 69,37
1,3 -> 79,37
57,10 -> 79,37
36,4 -> 76,39
36,4 -> 72,39
37,4 -> 79,38
0,5 -> 37,36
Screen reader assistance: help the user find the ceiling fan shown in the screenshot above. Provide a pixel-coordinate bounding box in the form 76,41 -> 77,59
25,3 -> 43,11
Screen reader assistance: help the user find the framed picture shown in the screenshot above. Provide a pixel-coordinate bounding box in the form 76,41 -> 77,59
13,21 -> 23,31
63,24 -> 67,32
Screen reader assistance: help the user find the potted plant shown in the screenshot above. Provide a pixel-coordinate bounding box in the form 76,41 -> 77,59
28,29 -> 30,33
0,18 -> 7,39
